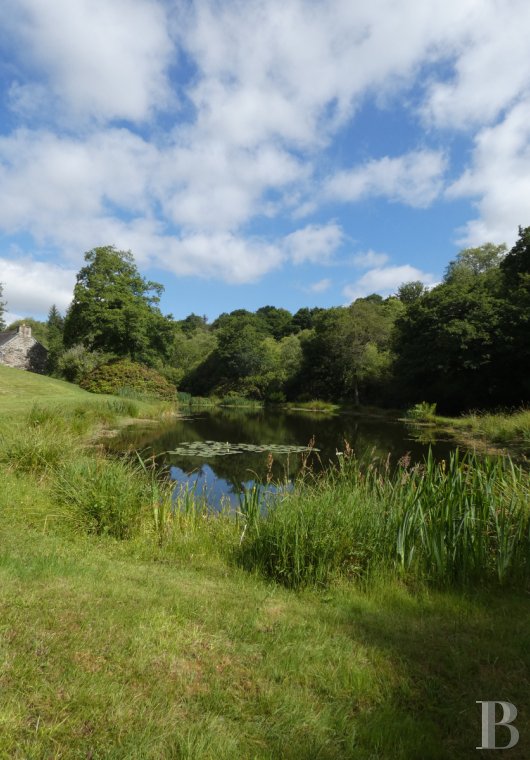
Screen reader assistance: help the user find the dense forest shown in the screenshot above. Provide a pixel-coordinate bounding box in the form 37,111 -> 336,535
2,226 -> 529,413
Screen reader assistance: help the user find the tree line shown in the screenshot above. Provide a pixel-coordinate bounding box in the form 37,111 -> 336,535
1,227 -> 529,412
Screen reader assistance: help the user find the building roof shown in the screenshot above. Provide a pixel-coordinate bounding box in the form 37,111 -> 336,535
0,331 -> 17,348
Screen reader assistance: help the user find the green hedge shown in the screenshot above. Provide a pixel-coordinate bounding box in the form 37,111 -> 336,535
80,359 -> 176,400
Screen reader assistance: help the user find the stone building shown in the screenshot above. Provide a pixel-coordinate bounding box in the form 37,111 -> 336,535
0,325 -> 48,373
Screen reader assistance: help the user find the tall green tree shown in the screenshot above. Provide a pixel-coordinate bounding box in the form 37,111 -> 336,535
256,306 -> 293,339
397,281 -> 428,304
0,283 -> 6,331
46,305 -> 65,375
215,314 -> 268,379
444,243 -> 506,283
497,226 -> 530,403
393,245 -> 507,410
63,246 -> 174,367
303,299 -> 400,404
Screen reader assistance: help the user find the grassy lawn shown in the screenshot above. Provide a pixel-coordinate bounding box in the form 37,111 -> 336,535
0,367 -> 529,758
1,523 -> 529,759
0,365 -> 92,417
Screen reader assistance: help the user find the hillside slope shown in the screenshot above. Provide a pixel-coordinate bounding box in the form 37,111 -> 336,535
0,365 -> 92,417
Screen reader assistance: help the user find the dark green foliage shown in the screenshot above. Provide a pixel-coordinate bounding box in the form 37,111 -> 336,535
46,305 -> 65,375
292,306 -> 325,332
215,313 -> 270,380
0,282 -> 5,331
80,359 -> 176,400
497,226 -> 530,403
178,313 -> 208,334
302,299 -> 402,405
63,246 -> 174,367
393,230 -> 530,411
255,305 -> 293,339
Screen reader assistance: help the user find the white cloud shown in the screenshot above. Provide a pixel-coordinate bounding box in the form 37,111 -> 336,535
446,98 -> 530,246
325,150 -> 447,208
307,278 -> 332,294
155,233 -> 284,284
0,257 -> 76,317
352,250 -> 390,269
178,0 -> 473,151
284,223 -> 344,265
423,1 -> 530,130
1,0 -> 530,289
5,0 -> 173,123
343,264 -> 436,302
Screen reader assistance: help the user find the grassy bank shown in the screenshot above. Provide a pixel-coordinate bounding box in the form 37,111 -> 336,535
1,367 -> 529,758
439,407 -> 530,453
404,402 -> 530,456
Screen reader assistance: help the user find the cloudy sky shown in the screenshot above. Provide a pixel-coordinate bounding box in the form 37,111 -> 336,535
1,0 -> 529,323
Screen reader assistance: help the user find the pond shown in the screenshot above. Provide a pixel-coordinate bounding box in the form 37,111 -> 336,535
108,406 -> 461,509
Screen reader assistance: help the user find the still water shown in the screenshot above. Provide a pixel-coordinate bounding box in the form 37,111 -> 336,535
109,406 -> 460,509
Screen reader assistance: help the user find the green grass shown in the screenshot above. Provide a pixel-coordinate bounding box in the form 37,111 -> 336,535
0,364 -> 172,417
0,364 -> 92,416
0,368 -> 529,758
238,450 -> 530,589
437,407 -> 530,452
0,523 -> 529,759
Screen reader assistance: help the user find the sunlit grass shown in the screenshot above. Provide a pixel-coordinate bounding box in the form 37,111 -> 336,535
238,450 -> 530,589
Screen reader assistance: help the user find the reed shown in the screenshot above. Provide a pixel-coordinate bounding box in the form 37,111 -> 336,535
238,449 -> 530,589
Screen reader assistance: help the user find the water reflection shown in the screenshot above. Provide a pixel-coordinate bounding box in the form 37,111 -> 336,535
109,407 -> 458,509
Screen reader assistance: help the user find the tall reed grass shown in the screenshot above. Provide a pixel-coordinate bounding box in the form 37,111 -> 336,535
53,454 -> 162,539
238,450 -> 530,589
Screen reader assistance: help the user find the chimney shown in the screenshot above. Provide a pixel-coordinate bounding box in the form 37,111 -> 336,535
18,324 -> 32,338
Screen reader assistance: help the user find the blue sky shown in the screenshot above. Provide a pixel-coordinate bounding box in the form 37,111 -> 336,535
1,0 -> 529,323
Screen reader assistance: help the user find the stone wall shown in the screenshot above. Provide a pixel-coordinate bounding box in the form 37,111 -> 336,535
0,332 -> 48,373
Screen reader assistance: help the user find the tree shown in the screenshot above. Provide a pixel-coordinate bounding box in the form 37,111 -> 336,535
0,283 -> 5,331
397,281 -> 428,304
292,307 -> 324,332
256,306 -> 293,339
179,313 -> 208,335
63,246 -> 174,367
46,305 -> 65,375
444,243 -> 506,283
393,268 -> 505,410
302,299 -> 400,404
497,226 -> 530,403
216,314 -> 268,379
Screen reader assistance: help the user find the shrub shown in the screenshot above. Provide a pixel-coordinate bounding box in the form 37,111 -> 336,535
80,359 -> 176,400
58,344 -> 110,383
406,401 -> 437,421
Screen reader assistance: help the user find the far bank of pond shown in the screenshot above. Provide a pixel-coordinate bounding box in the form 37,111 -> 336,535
109,405 -> 499,509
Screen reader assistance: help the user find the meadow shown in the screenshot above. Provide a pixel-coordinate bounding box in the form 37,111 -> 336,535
0,365 -> 529,758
